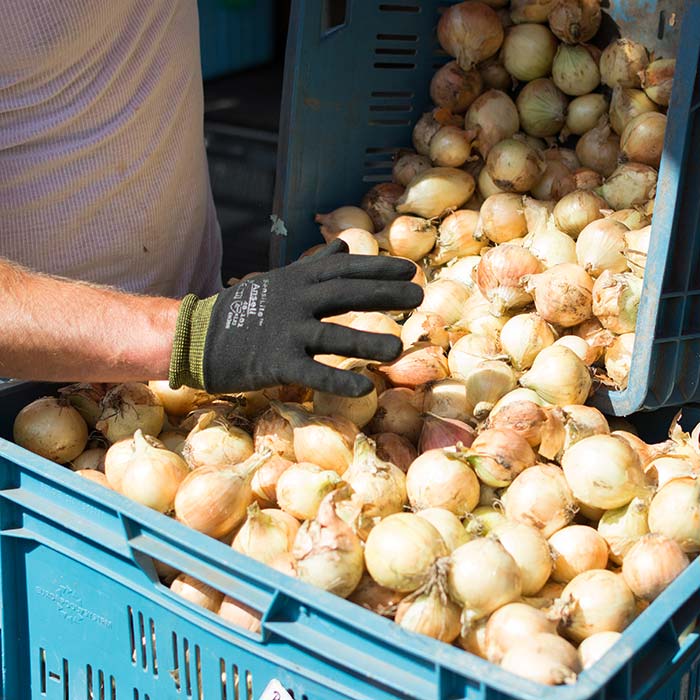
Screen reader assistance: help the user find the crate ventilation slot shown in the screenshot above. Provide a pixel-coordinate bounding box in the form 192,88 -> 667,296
132,691 -> 150,700
219,661 -> 254,700
171,632 -> 203,699
87,665 -> 117,700
378,3 -> 420,11
38,648 -> 71,699
127,606 -> 158,676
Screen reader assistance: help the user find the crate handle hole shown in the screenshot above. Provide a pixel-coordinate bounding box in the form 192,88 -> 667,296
322,0 -> 347,34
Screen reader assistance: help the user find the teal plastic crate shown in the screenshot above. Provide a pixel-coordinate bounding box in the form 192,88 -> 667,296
271,0 -> 700,417
2,379 -> 700,699
198,0 -> 275,80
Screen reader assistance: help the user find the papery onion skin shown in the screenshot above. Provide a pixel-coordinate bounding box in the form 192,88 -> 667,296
554,190 -> 606,239
476,193 -> 527,244
375,215 -> 437,261
576,219 -> 629,278
620,112 -> 666,169
605,332 -> 635,388
641,58 -> 675,107
493,520 -> 553,595
552,44 -> 600,96
96,382 -> 165,443
500,633 -> 581,685
430,61 -> 484,113
564,94 -> 609,136
510,0 -> 557,23
502,24 -> 558,82
647,477 -> 700,553
315,206 -> 374,238
609,87 -> 658,135
516,79 -> 568,138
599,163 -> 658,211
487,400 -> 549,447
171,574 -> 224,612
549,525 -> 609,583
430,126 -> 476,168
486,137 -> 546,192
393,152 -> 432,188
467,90 -> 521,158
396,167 -> 476,218
468,428 -> 537,487
600,38 -> 649,89
395,579 -> 462,643
548,0 -> 601,43
578,631 -> 621,669
416,507 -> 471,552
479,59 -> 512,91
575,119 -> 620,177
520,345 -> 592,405
485,603 -> 557,663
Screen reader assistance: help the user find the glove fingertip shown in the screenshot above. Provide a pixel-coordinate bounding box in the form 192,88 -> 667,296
344,372 -> 376,398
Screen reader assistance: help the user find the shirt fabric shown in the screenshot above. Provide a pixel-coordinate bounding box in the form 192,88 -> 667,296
0,0 -> 223,298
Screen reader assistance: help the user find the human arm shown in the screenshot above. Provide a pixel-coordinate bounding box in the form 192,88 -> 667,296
0,258 -> 179,382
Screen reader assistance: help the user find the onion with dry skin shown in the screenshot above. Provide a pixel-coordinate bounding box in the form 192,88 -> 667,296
361,182 -> 403,231
486,138 -> 546,193
485,603 -> 557,663
500,633 -> 581,685
467,90 -> 520,158
525,263 -> 594,327
599,163 -> 658,211
609,87 -> 658,135
430,210 -> 484,265
641,58 -> 675,107
96,383 -> 165,443
554,190 -> 606,239
564,94 -> 609,136
430,61 -> 484,113
549,525 -> 609,583
548,0 -> 601,43
475,193 -> 527,244
502,24 -> 558,81
315,206 -> 374,238
600,38 -> 649,88
552,44 -> 600,96
575,118 -> 620,177
378,343 -> 450,389
375,216 -> 437,261
620,112 -> 666,168
393,152 -> 432,188
396,168 -> 475,218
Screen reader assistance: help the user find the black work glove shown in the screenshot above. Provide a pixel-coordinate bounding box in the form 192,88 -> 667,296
169,240 -> 424,396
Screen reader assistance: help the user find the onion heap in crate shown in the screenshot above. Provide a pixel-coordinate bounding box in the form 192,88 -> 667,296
12,0 -> 690,687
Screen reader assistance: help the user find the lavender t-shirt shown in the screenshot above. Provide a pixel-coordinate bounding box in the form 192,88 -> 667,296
0,0 -> 223,297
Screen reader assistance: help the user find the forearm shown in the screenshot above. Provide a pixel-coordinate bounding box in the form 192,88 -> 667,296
0,259 -> 180,382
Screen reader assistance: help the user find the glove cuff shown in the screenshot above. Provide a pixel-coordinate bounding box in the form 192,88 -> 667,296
168,293 -> 218,390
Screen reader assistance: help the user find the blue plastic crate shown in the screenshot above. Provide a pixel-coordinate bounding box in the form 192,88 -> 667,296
2,379 -> 700,699
198,0 -> 275,80
271,0 -> 700,417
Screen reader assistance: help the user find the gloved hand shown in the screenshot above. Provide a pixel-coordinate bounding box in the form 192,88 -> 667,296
169,240 -> 424,397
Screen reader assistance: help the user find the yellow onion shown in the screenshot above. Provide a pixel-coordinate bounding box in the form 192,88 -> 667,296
171,574 -> 224,612
620,210 -> 651,231
493,521 -> 553,595
573,167 -> 603,190
313,379 -> 377,430
416,379 -> 470,423
499,313 -> 555,370
576,218 -> 629,277
448,538 -> 522,627
517,78 -> 568,137
531,160 -> 575,201
271,401 -> 358,475
453,294 -> 510,340
578,631 -> 622,669
524,263 -> 593,327
70,447 -> 106,472
592,270 -> 642,334
460,360 -> 518,419
406,448 -> 480,514
487,399 -> 549,447
361,182 -> 403,231
419,413 -> 476,453
500,633 -> 581,685
416,508 -> 471,552
435,255 -> 482,292
429,126 -> 477,167
393,152 -> 432,188
378,343 -> 449,388
232,504 -> 299,564
640,58 -> 675,107
648,477 -> 700,552
218,597 -> 262,633
478,164 -> 507,198
375,215 -> 437,261
548,0 -> 601,43
476,244 -> 542,315
368,388 -> 422,443
549,525 -> 609,583
401,312 -> 449,351
479,58 -> 512,91
502,24 -> 558,81
556,569 -> 637,643
620,112 -> 667,168
575,118 -> 620,177
645,456 -> 699,490
468,428 -> 536,487
447,333 -> 502,381
315,206 -> 374,238
622,533 -> 689,601
365,512 -> 447,592
96,382 -> 164,443
293,489 -> 364,598
372,432 -> 418,473
251,454 -> 293,507
475,193 -> 527,244
336,228 -> 379,256
467,90 -> 520,158
413,111 -> 444,156
437,1 -> 505,70
609,87 -> 658,135
562,434 -> 648,509
253,407 -> 295,460
174,450 -> 270,539
147,381 -> 210,417
552,45 -> 599,96
564,94 -> 609,137
430,61 -> 483,113
510,0 -> 557,23
396,167 -> 475,218
182,411 -> 254,470
539,404 -> 610,461
553,190 -> 606,239
520,345 -> 592,406
105,434 -> 162,492
521,203 -> 577,268
418,279 -> 470,325
430,210 -> 483,266
59,383 -> 107,430
464,506 -> 508,537
14,397 -> 89,464
276,462 -> 341,520
348,572 -> 406,616
485,603 -> 557,663
600,38 -> 649,89
458,618 -> 489,658
119,429 -> 189,513
605,332 -> 635,388
486,138 -> 546,192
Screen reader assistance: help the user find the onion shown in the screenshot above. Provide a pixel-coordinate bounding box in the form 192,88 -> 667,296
431,61 -> 483,113
648,477 -> 700,552
553,190 -> 606,239
531,160 -> 575,201
250,455 -> 292,507
618,209 -> 651,230
419,413 -> 475,453
182,411 -> 253,470
378,343 -> 450,388
58,383 -> 107,429
293,489 -> 364,598
576,219 -> 628,277
641,58 -> 675,107
418,279 -> 471,325
476,244 -> 543,315
105,434 -> 162,492
493,521 -> 553,595
485,603 -> 557,663
556,569 -> 637,642
413,112 -> 443,156
372,432 -> 418,472
375,215 -> 437,261
315,206 -> 374,238
401,312 -> 449,351
416,508 -> 471,552
578,631 -> 621,669
448,538 -> 522,626
510,0 -> 557,23
171,574 -> 224,612
478,164 -> 507,198
437,2 -> 505,70
218,597 -> 262,633
313,383 -> 377,430
479,59 -> 512,91
276,462 -> 341,520
253,407 -> 295,461
396,167 -> 475,218
14,397 -> 88,464
573,167 -> 603,190
500,633 -> 581,685
605,332 -> 635,388
453,295 -> 509,339
592,270 -> 642,334
369,388 -> 422,444
487,400 -> 549,447
609,87 -> 658,135
96,382 -> 164,443
147,381 -> 210,417
539,404 -> 610,460
600,39 -> 649,89
645,456 -> 698,490
520,345 -> 592,405
548,0 -> 601,43
622,533 -> 689,601
430,211 -> 483,265
429,126 -> 476,168
232,504 -> 299,564
549,525 -> 609,583
466,90 -> 520,158
502,24 -> 558,81
468,428 -> 536,487
575,118 -> 620,177
599,163 -> 658,211
174,450 -> 269,538
365,513 -> 447,592
70,447 -> 106,472
336,228 -> 380,256
486,137 -> 546,192
552,45 -> 600,96
562,434 -> 648,509
458,618 -> 489,658
499,313 -> 554,370
361,183 -> 403,231
475,193 -> 527,244
348,572 -> 406,616
271,401 -> 358,475
564,94 -> 609,136
393,152 -> 432,188
503,463 -> 577,537
620,112 -> 666,168
406,448 -> 479,514
76,469 -> 112,487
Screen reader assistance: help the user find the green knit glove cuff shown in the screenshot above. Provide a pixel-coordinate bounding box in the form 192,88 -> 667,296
168,293 -> 218,390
